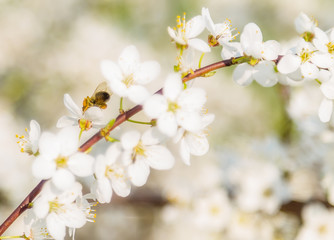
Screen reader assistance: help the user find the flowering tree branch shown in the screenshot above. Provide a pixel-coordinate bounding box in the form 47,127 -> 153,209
0,57 -> 237,236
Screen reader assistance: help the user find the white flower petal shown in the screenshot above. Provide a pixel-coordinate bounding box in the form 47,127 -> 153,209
32,156 -> 56,179
177,111 -> 202,132
185,132 -> 209,156
112,179 -> 131,197
68,153 -> 94,177
312,52 -> 334,69
57,205 -> 86,228
29,120 -> 41,154
178,87 -> 206,112
261,40 -> 280,60
105,143 -> 122,165
127,85 -> 150,104
121,130 -> 140,150
94,155 -> 107,179
221,42 -> 243,59
141,127 -> 166,146
277,54 -> 301,74
300,62 -> 319,79
29,120 -> 41,143
164,73 -> 183,101
319,98 -> 333,122
313,27 -> 329,51
201,7 -> 215,35
144,145 -> 175,170
157,112 -> 178,137
241,23 -> 263,54
100,60 -> 123,83
108,77 -> 128,97
52,169 -> 75,191
134,61 -> 161,85
320,78 -> 334,99
167,26 -> 177,39
84,107 -> 104,123
33,197 -> 50,219
144,94 -> 168,119
128,160 -> 150,187
39,132 -> 60,159
56,116 -> 77,128
46,213 -> 66,240
57,127 -> 79,156
253,61 -> 278,87
179,138 -> 191,165
232,63 -> 254,86
92,178 -> 112,203
118,45 -> 140,75
63,94 -> 81,118
201,113 -> 215,128
294,12 -> 314,34
188,38 -> 211,53
185,15 -> 205,38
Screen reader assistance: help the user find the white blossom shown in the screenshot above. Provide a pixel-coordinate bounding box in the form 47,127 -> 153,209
201,7 -> 241,59
33,182 -> 86,240
168,12 -> 210,52
101,45 -> 160,104
144,73 -> 206,137
32,127 -> 94,190
16,119 -> 41,155
92,143 -> 131,203
233,23 -> 280,87
296,203 -> 334,240
174,113 -> 214,165
57,93 -> 105,130
121,129 -> 175,186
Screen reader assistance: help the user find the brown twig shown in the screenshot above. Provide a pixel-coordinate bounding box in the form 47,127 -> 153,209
0,57 -> 238,236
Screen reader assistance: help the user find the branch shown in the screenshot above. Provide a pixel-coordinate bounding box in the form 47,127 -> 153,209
0,57 -> 238,236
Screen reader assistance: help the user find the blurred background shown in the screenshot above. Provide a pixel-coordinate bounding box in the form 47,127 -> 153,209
2,0 -> 334,239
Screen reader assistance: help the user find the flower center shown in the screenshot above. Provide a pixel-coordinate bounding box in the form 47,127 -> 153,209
210,205 -> 221,216
105,165 -> 124,179
263,187 -> 273,197
167,101 -> 180,113
123,74 -> 134,88
327,42 -> 334,54
131,141 -> 146,162
301,31 -> 315,42
78,118 -> 93,131
299,48 -> 313,63
173,12 -> 187,47
55,156 -> 68,168
49,200 -> 65,214
318,225 -> 327,235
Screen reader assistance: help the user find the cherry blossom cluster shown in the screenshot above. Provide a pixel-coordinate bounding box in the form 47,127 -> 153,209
5,7 -> 334,240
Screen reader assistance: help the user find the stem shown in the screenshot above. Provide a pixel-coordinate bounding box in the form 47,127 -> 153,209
0,57 -> 240,236
0,180 -> 46,235
0,236 -> 25,239
127,119 -> 153,125
198,53 -> 205,68
119,97 -> 124,112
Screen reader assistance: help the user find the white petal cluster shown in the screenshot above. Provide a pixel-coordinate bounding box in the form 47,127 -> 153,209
168,12 -> 210,53
233,23 -> 280,87
57,93 -> 105,129
101,45 -> 161,104
16,120 -> 41,155
32,127 -> 94,191
296,203 -> 334,240
33,182 -> 87,240
144,73 -> 207,137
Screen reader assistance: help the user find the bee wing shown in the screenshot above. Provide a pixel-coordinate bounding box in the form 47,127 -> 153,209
92,81 -> 112,97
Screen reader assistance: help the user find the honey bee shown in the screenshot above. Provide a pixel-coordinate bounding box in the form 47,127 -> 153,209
82,81 -> 112,113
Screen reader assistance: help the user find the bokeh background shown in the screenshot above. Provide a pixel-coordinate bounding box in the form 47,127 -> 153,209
1,0 -> 334,239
